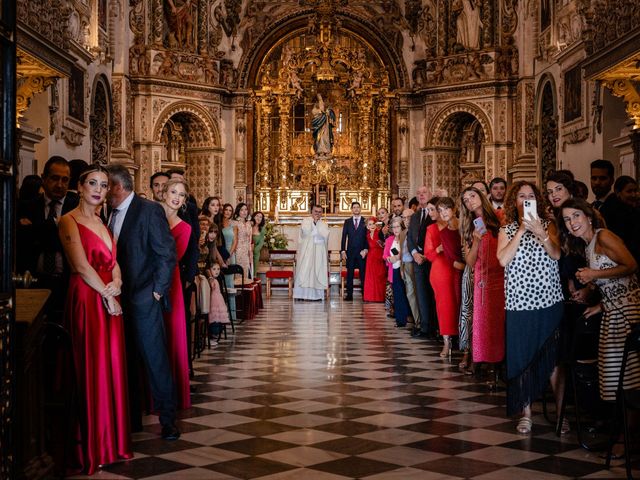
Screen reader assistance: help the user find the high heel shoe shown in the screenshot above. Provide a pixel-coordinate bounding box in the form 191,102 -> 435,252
459,351 -> 469,369
439,337 -> 452,358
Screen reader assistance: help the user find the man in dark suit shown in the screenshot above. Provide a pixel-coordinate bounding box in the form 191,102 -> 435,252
340,201 -> 368,300
590,159 -> 615,212
406,186 -> 437,338
17,156 -> 79,313
107,164 -> 179,440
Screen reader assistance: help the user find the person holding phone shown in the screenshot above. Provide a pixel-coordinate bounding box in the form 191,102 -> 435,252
460,186 -> 505,381
383,217 -> 411,327
497,181 -> 564,435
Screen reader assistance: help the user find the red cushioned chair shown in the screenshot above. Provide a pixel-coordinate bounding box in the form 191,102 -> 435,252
266,250 -> 296,298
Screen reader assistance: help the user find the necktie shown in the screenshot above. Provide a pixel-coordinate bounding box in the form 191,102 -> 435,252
108,208 -> 120,234
497,205 -> 502,210
43,200 -> 59,273
354,217 -> 358,229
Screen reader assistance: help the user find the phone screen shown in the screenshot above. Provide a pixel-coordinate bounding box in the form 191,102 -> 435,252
473,217 -> 487,235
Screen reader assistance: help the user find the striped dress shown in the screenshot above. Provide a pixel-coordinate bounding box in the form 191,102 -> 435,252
587,230 -> 640,401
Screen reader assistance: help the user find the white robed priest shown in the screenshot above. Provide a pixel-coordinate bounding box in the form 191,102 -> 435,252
293,205 -> 329,301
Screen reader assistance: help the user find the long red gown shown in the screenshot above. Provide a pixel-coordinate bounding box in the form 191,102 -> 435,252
65,221 -> 132,475
165,220 -> 192,410
472,231 -> 505,363
424,224 -> 461,336
364,229 -> 386,302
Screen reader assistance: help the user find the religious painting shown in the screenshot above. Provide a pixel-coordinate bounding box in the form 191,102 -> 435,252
68,65 -> 85,122
541,0 -> 551,31
563,64 -> 582,123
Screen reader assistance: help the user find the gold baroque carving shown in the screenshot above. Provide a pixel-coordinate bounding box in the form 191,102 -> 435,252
16,76 -> 54,126
603,79 -> 640,130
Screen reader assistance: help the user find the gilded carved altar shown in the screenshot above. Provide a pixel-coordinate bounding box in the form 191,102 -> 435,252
253,7 -> 394,216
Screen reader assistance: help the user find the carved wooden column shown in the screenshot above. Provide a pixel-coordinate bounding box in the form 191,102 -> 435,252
358,91 -> 374,187
258,97 -> 273,189
377,95 -> 390,191
152,0 -> 164,46
277,95 -> 292,188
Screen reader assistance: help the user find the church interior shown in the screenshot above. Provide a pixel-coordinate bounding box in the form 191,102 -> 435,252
2,0 -> 640,478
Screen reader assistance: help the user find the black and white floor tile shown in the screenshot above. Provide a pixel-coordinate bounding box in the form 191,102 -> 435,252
71,295 -> 640,479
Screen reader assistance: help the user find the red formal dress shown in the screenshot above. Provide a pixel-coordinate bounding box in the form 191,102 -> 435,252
165,220 -> 192,410
425,224 -> 461,336
472,231 -> 505,363
364,229 -> 386,302
65,221 -> 132,475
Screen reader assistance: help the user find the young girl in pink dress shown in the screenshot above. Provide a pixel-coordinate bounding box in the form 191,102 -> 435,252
208,262 -> 231,328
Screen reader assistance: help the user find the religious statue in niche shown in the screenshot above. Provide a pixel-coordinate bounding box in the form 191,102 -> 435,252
312,94 -> 336,156
164,0 -> 196,50
453,0 -> 482,51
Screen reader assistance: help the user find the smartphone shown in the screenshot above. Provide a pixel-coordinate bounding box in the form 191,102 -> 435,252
523,199 -> 538,220
390,247 -> 399,255
473,217 -> 487,235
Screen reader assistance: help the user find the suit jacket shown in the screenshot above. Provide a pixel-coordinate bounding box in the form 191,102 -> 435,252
16,192 -> 79,273
406,207 -> 433,256
340,217 -> 368,257
116,195 -> 176,310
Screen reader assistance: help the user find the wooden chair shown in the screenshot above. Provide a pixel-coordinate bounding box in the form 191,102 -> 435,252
266,250 -> 296,297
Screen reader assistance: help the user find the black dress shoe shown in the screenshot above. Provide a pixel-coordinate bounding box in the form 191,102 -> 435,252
343,295 -> 353,301
411,330 -> 429,338
161,423 -> 180,441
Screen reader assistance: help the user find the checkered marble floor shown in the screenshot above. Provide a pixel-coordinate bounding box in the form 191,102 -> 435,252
73,295 -> 639,479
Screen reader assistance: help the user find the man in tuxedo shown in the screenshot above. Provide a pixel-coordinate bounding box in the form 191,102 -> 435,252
406,186 -> 437,338
16,156 -> 79,313
340,201 -> 368,300
106,164 -> 180,440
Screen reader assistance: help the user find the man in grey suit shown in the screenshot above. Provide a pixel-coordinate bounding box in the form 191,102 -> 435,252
107,164 -> 180,440
406,186 -> 437,338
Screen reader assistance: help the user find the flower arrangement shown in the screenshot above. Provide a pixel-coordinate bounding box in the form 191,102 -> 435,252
263,220 -> 289,250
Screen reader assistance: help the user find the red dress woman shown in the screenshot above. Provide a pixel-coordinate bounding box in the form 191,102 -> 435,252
60,166 -> 132,474
472,231 -> 505,363
424,199 -> 461,355
364,218 -> 386,302
160,178 -> 192,410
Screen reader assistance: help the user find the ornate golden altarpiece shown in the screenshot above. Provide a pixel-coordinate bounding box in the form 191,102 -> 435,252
252,7 -> 393,218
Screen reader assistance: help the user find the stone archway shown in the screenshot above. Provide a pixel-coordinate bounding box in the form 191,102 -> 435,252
424,103 -> 493,196
153,103 -> 223,202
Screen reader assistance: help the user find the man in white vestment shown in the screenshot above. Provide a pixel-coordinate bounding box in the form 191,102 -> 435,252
293,205 -> 329,301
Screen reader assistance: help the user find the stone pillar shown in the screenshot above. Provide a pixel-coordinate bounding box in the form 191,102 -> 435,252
234,108 -> 247,202
397,109 -> 410,198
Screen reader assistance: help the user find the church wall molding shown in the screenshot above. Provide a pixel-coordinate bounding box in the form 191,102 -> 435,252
425,101 -> 494,148
152,101 -> 221,147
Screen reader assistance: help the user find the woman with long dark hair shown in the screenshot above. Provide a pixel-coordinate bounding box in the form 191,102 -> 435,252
497,181 -> 564,434
251,211 -> 266,275
460,186 -> 505,376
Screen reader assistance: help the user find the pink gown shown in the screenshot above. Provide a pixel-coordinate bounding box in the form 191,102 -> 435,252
472,231 -> 505,363
164,220 -> 192,410
65,220 -> 132,475
363,229 -> 386,302
209,278 -> 231,324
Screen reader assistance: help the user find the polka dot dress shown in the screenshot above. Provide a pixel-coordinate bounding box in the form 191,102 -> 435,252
503,221 -> 563,311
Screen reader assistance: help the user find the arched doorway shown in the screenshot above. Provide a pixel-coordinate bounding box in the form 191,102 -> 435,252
156,108 -> 222,202
538,80 -> 557,180
425,106 -> 492,196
